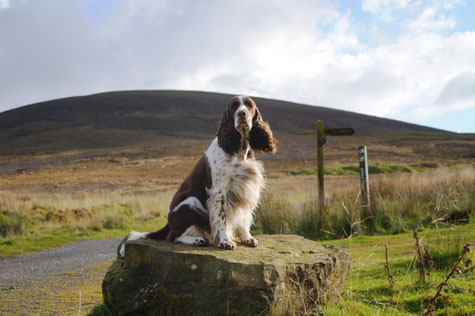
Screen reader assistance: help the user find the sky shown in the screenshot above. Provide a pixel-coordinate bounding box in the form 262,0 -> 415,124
0,0 -> 474,133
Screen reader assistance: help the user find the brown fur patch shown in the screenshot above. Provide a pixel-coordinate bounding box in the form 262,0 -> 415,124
216,110 -> 241,155
169,155 -> 212,211
249,108 -> 277,153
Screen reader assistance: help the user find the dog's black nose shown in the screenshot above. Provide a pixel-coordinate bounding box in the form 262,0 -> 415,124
237,111 -> 247,119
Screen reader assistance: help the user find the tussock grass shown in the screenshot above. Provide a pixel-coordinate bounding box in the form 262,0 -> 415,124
0,209 -> 27,237
255,166 -> 475,240
0,191 -> 172,257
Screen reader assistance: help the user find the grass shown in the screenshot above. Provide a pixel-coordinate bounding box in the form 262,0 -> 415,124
322,222 -> 475,315
5,221 -> 469,315
0,134 -> 473,314
88,304 -> 115,316
0,192 -> 169,258
0,260 -> 113,315
253,165 -> 475,314
255,166 -> 475,240
1,164 -> 473,258
292,163 -> 430,176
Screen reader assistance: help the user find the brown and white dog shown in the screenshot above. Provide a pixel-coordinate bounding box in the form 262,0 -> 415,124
119,96 -> 275,256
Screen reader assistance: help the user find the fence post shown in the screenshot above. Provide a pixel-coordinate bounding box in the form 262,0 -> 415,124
316,120 -> 326,212
358,146 -> 370,208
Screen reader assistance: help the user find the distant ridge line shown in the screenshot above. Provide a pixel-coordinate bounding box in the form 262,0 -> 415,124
0,90 -> 449,155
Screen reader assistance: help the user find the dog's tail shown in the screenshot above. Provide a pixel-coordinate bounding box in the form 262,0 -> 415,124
117,224 -> 170,258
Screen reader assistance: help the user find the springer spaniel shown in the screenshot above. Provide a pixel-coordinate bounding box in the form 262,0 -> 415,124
119,96 -> 275,255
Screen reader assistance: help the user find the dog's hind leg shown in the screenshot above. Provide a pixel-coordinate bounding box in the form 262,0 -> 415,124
167,197 -> 210,243
175,226 -> 209,246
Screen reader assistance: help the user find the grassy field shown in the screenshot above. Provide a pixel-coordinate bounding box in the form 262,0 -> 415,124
0,259 -> 113,315
292,163 -> 432,176
0,128 -> 474,315
2,222 -> 471,315
1,161 -> 473,315
0,191 -> 169,258
324,222 -> 475,315
2,161 -> 472,258
256,165 -> 474,239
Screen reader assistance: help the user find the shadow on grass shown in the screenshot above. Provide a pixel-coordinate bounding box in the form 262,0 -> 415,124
88,303 -> 114,316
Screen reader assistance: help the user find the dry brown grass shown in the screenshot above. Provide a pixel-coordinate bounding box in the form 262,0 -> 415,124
256,166 -> 475,239
0,131 -> 473,242
0,189 -> 173,238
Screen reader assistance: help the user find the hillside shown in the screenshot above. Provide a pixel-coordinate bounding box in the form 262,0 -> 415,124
0,90 -> 448,155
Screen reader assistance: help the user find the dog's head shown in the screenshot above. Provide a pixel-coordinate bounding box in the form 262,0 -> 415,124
217,96 -> 276,155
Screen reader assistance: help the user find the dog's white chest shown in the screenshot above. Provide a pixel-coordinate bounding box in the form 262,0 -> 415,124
205,138 -> 265,211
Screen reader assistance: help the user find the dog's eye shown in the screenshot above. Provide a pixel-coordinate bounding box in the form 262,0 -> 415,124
230,101 -> 240,112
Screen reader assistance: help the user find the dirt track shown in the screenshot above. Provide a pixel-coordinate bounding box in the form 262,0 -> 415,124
0,238 -> 122,288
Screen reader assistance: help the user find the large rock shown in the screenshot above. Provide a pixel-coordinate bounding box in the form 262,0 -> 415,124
102,234 -> 351,315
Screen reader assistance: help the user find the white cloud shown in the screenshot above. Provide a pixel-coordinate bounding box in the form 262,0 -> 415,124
361,0 -> 411,21
404,71 -> 475,119
407,2 -> 456,32
0,0 -> 9,9
362,0 -> 411,13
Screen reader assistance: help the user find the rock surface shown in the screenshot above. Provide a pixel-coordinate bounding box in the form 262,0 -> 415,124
102,234 -> 351,315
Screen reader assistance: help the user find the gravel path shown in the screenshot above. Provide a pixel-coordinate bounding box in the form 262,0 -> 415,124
0,238 -> 122,288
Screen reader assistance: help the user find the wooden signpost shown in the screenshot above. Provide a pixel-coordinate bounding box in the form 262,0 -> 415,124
358,146 -> 370,208
316,121 -> 326,212
316,120 -> 355,211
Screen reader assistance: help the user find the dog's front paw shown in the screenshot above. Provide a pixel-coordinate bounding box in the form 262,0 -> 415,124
243,237 -> 258,247
219,240 -> 236,250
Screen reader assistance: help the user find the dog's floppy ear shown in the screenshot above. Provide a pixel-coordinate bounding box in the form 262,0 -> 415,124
249,107 -> 276,153
217,110 -> 241,155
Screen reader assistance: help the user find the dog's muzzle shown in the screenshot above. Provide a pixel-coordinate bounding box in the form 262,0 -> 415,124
235,110 -> 251,131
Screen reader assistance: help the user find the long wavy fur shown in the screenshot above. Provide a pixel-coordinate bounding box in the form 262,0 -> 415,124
249,108 -> 276,153
217,110 -> 242,155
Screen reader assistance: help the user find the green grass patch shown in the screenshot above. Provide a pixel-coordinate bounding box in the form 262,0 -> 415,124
0,260 -> 113,315
88,304 -> 114,316
292,163 -> 427,176
322,222 -> 475,315
0,209 -> 27,237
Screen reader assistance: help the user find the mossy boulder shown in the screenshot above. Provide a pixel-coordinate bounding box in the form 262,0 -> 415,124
102,234 -> 351,315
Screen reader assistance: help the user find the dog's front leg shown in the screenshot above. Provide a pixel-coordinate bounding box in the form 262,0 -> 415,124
209,194 -> 236,250
235,214 -> 258,247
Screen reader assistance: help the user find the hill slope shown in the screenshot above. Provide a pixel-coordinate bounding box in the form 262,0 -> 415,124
0,90 -> 445,154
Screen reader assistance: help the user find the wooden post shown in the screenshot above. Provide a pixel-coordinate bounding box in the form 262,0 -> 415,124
358,146 -> 370,208
315,122 -> 355,212
316,120 -> 326,212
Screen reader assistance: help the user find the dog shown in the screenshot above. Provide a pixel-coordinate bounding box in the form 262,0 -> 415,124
119,95 -> 276,256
